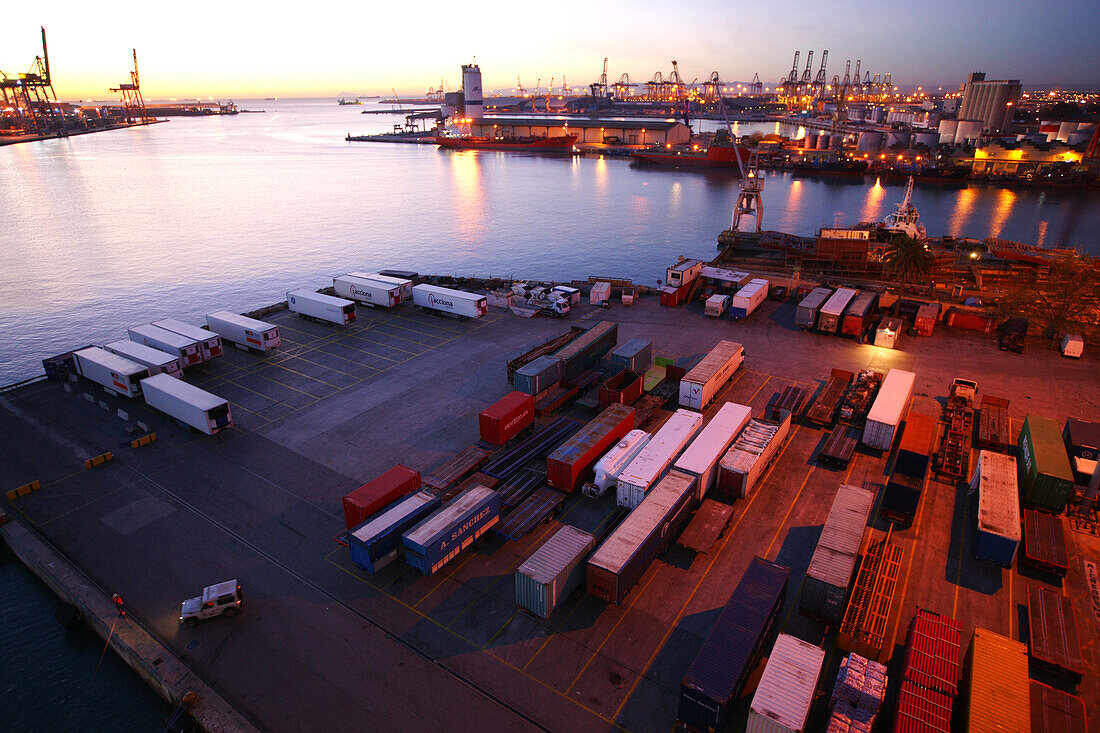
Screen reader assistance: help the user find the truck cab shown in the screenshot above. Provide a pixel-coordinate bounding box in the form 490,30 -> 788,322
180,580 -> 243,626
950,378 -> 978,405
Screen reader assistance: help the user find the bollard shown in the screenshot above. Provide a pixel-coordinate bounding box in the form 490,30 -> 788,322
117,409 -> 129,421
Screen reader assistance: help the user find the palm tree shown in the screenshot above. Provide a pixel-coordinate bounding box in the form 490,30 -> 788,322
882,234 -> 934,292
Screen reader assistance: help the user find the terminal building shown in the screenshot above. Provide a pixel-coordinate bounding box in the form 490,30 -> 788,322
957,72 -> 1022,135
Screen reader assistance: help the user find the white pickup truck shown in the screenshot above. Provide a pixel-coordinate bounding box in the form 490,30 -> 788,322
180,580 -> 243,626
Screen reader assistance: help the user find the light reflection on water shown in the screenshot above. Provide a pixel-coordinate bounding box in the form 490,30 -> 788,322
1,98 -> 1098,383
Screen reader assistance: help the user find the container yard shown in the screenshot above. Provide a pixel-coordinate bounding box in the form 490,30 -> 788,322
2,288 -> 1099,733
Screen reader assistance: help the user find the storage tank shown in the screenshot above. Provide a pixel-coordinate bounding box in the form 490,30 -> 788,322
870,107 -> 885,123
829,134 -> 844,149
913,131 -> 939,147
886,130 -> 912,147
803,133 -> 818,150
857,131 -> 884,152
938,119 -> 959,144
847,106 -> 866,122
954,119 -> 983,144
817,133 -> 831,150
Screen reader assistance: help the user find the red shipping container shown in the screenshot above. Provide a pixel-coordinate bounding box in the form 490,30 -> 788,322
343,465 -> 421,529
944,307 -> 994,333
479,391 -> 535,445
547,404 -> 634,492
914,303 -> 940,336
901,608 -> 961,695
598,369 -> 644,409
659,284 -> 689,307
892,680 -> 952,733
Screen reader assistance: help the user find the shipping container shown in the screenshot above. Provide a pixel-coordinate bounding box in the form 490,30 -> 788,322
893,679 -> 953,733
553,321 -> 617,381
900,609 -> 961,697
287,288 -> 356,325
674,402 -> 753,500
718,415 -> 792,499
1030,681 -> 1088,733
598,370 -> 643,409
357,271 -> 413,300
1018,415 -> 1075,513
659,284 -> 689,307
817,287 -> 859,333
151,318 -> 223,361
970,450 -> 1020,567
348,491 -> 441,573
730,278 -> 769,319
479,392 -> 535,445
587,469 -> 697,604
800,484 -> 875,625
705,294 -> 729,318
334,273 -> 402,308
411,284 -> 487,319
104,339 -> 183,378
343,465 -> 421,529
617,409 -> 704,509
128,323 -> 203,366
964,628 -> 1030,733
610,338 -> 652,373
1059,333 -> 1083,358
862,369 -> 916,450
944,306 -> 996,333
746,634 -> 825,733
1062,418 -> 1099,484
914,302 -> 941,336
666,258 -> 703,288
402,486 -> 500,575
796,287 -> 834,329
678,557 -> 789,732
590,430 -> 651,494
515,525 -> 596,618
590,281 -> 611,306
881,412 -> 937,526
679,341 -> 744,410
1027,585 -> 1084,680
140,373 -> 232,434
873,316 -> 903,349
547,404 -> 635,492
514,355 -> 562,395
205,310 -> 282,352
73,347 -> 148,398
840,291 -> 879,339
1021,509 -> 1069,576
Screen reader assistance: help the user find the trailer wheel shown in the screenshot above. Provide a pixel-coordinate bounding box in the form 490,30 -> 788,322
185,617 -> 198,627
223,607 -> 238,618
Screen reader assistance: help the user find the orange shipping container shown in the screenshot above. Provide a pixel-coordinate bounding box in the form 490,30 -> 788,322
965,627 -> 1029,733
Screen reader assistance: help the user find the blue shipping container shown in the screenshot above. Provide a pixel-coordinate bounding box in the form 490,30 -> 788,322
514,355 -> 562,395
610,338 -> 652,373
348,491 -> 442,573
402,486 -> 500,575
679,556 -> 790,732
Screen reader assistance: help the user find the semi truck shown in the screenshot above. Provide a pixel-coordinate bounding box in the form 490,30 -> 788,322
151,318 -> 223,362
412,284 -> 487,320
205,311 -> 282,352
140,373 -> 233,434
74,347 -> 149,398
679,340 -> 744,411
287,289 -> 356,325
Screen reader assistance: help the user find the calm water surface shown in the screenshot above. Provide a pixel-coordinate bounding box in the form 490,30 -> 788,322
1,98 -> 1098,383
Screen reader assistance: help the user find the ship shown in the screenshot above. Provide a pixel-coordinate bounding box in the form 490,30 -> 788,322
435,133 -> 577,152
789,157 -> 870,177
337,97 -> 362,105
630,129 -> 750,169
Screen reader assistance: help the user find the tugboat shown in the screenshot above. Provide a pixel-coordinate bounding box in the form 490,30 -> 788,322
435,132 -> 577,152
631,128 -> 751,169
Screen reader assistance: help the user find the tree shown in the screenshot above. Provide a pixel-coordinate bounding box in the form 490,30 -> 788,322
882,234 -> 934,292
996,253 -> 1100,348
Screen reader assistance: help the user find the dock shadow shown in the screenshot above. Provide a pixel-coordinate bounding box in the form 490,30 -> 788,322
943,484 -> 1003,594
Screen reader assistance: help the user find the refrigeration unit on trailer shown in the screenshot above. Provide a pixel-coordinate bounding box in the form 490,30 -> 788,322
104,339 -> 183,378
140,373 -> 232,434
674,402 -> 753,500
584,430 -> 651,498
861,369 -> 916,451
151,318 -> 223,361
729,278 -> 769,319
74,347 -> 149,398
816,287 -> 859,334
796,287 -> 834,329
679,340 -> 744,410
127,323 -> 202,367
402,486 -> 500,575
412,284 -> 487,320
515,525 -> 596,618
348,491 -> 441,574
357,271 -> 413,300
205,311 -> 282,352
287,289 -> 356,325
333,273 -> 402,308
617,409 -> 704,509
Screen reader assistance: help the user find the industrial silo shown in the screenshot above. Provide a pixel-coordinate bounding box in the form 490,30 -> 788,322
938,119 -> 959,144
804,133 -> 818,149
954,119 -> 984,144
857,131 -> 885,152
886,130 -> 912,147
912,131 -> 939,147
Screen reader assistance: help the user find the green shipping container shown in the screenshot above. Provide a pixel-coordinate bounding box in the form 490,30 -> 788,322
1017,415 -> 1075,514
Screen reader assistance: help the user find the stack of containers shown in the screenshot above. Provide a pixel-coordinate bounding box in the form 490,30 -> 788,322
971,450 -> 1021,567
964,628 -> 1030,733
673,402 -> 752,501
587,469 -> 697,604
401,486 -> 500,576
546,404 -> 635,492
718,414 -> 792,498
609,338 -> 652,372
729,278 -> 769,319
514,525 -> 596,618
479,392 -> 535,445
616,409 -> 704,509
552,321 -> 618,382
746,634 -> 825,733
678,557 -> 790,732
678,341 -> 745,410
348,491 -> 441,573
826,653 -> 887,733
892,609 -> 961,733
343,466 -> 421,529
1018,415 -> 1076,514
800,484 -> 876,625
514,355 -> 562,396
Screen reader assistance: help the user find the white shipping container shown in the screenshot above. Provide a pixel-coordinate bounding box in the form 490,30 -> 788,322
104,339 -> 183,378
817,288 -> 859,333
805,484 -> 875,589
1060,333 -> 1083,358
729,278 -> 769,319
334,273 -> 401,308
412,284 -> 487,319
705,294 -> 729,318
552,285 -> 581,305
617,409 -> 704,509
592,430 -> 651,491
590,281 -> 611,306
205,311 -> 281,352
151,318 -> 224,361
141,373 -> 232,435
356,271 -> 413,300
674,402 -> 753,500
746,634 -> 825,733
287,289 -> 356,325
971,450 -> 1021,565
74,347 -> 149,398
679,341 -> 745,410
127,323 -> 202,367
515,526 -> 596,618
862,369 -> 916,450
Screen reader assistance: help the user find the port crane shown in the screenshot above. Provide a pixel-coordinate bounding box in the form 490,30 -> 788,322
714,93 -> 763,232
610,73 -> 636,100
589,57 -> 609,99
812,50 -> 828,101
0,26 -> 63,136
516,77 -> 526,96
110,49 -> 150,125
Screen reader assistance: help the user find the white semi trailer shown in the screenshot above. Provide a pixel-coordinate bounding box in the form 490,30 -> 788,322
412,284 -> 487,320
74,347 -> 149,398
127,324 -> 202,368
152,318 -> 224,362
104,340 -> 183,378
205,311 -> 282,352
141,373 -> 233,435
287,289 -> 356,325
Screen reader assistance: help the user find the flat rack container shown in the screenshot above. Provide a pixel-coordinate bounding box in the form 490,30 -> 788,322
515,525 -> 595,618
971,450 -> 1020,567
718,414 -> 791,499
678,340 -> 744,410
1018,414 -> 1075,513
746,634 -> 825,733
817,287 -> 859,333
1026,584 -> 1084,681
800,484 -> 875,625
678,556 -> 789,732
838,534 -> 903,662
343,465 -> 421,529
805,368 -> 854,427
617,409 -> 703,509
796,286 -> 834,329
674,401 -> 752,500
547,404 -> 634,492
862,369 -> 915,451
422,446 -> 489,491
479,391 -> 535,445
818,425 -> 860,469
348,491 -> 441,573
402,486 -> 499,575
964,627 -> 1030,733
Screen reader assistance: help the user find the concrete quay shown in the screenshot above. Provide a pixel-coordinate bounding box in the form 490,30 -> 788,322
1,292 -> 1097,731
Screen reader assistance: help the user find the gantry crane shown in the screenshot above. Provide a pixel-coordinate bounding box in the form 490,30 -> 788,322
0,26 -> 64,135
111,49 -> 150,125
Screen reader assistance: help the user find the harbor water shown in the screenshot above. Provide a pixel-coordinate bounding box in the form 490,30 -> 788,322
1,98 -> 1099,383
